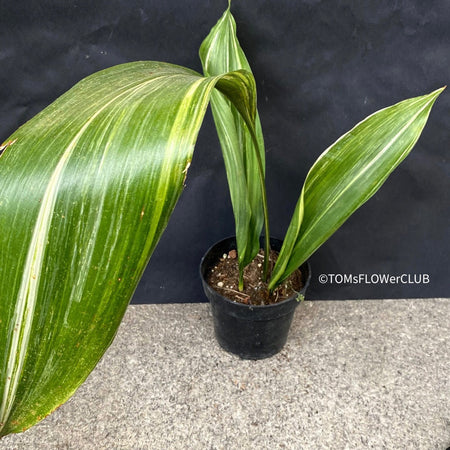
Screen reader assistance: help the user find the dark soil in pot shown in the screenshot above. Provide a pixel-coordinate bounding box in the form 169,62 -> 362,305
207,247 -> 303,305
200,236 -> 311,360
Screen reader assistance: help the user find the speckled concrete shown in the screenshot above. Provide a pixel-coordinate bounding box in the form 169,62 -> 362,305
2,299 -> 449,449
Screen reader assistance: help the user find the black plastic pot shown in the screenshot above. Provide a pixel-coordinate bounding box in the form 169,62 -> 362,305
200,236 -> 311,360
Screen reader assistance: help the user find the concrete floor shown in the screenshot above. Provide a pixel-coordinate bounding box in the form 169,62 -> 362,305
1,299 -> 449,449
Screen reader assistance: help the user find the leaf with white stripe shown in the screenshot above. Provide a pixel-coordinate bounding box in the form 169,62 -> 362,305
269,87 -> 445,289
0,61 -> 258,436
200,4 -> 266,286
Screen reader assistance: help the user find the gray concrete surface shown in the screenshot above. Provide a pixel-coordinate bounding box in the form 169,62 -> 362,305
1,299 -> 449,449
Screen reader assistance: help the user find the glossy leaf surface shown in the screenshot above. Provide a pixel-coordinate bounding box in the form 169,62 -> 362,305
269,88 -> 444,289
0,61 -> 257,436
200,5 -> 266,280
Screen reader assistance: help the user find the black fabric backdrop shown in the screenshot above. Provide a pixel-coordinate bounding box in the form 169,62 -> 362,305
1,0 -> 449,301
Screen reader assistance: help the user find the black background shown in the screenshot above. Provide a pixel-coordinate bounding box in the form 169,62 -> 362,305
1,0 -> 448,301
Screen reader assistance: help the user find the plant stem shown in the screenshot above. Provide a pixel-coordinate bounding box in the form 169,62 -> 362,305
238,272 -> 244,291
248,128 -> 271,281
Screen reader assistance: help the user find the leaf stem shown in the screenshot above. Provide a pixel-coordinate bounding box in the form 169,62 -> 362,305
248,128 -> 270,281
238,272 -> 244,291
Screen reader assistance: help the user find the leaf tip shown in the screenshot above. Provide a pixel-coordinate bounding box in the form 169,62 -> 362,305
423,86 -> 446,110
430,85 -> 446,98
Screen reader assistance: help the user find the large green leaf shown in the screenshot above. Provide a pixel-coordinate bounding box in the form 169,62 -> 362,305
269,88 -> 445,289
200,4 -> 267,285
0,61 -> 258,436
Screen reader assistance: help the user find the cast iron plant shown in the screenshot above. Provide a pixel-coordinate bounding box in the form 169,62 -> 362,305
0,1 -> 444,436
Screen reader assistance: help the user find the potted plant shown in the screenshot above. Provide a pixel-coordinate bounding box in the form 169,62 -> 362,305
0,1 -> 443,437
196,5 -> 444,359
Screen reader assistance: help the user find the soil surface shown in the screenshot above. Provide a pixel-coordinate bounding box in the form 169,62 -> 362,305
206,248 -> 304,306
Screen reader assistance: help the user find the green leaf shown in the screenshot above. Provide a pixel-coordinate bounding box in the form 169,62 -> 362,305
269,87 -> 445,289
0,61 -> 258,436
199,5 -> 266,285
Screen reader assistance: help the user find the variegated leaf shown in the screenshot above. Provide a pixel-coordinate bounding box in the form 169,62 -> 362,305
200,4 -> 267,285
0,61 -> 258,436
269,87 -> 445,289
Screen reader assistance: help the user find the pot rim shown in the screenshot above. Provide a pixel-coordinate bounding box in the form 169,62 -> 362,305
199,235 -> 311,309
